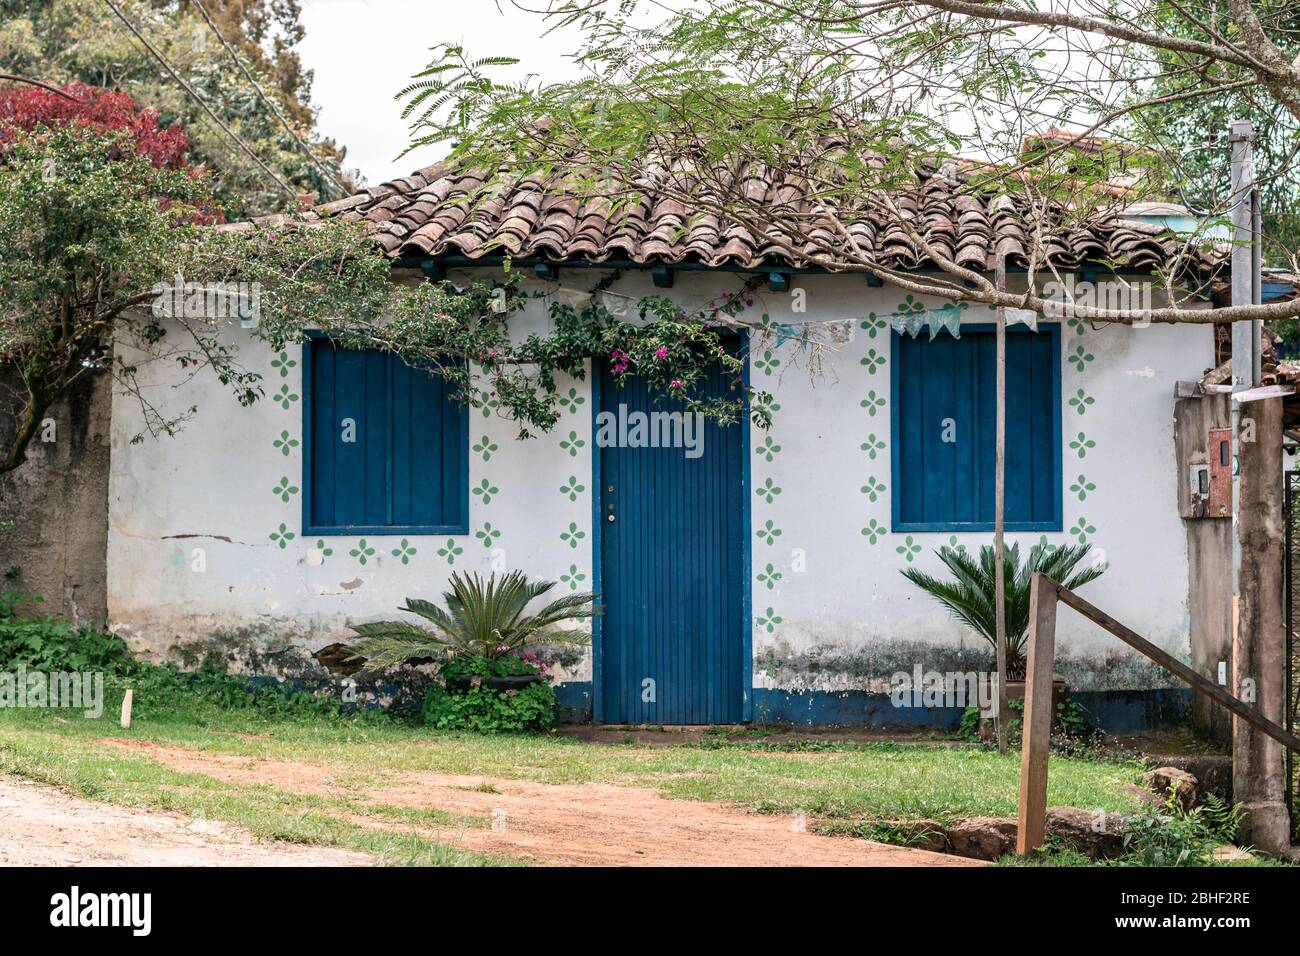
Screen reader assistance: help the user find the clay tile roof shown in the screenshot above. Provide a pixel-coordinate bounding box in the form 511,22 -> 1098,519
255,151 -> 1219,278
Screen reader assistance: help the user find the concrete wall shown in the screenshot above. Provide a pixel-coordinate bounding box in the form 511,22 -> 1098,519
0,371 -> 111,628
105,270 -> 1215,722
1174,394 -> 1233,745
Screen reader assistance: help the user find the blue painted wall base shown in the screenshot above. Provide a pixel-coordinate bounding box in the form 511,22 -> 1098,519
555,681 -> 1191,735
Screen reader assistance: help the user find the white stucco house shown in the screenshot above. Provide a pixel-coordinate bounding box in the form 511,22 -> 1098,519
104,158 -> 1225,730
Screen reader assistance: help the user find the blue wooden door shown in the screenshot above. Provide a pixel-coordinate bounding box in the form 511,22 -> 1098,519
596,359 -> 748,724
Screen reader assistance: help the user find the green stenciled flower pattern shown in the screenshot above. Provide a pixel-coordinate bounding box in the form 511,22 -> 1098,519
756,477 -> 782,504
860,312 -> 887,339
757,436 -> 781,461
350,539 -> 376,565
271,351 -> 296,378
943,535 -> 967,555
273,430 -> 299,457
269,523 -> 294,549
1069,473 -> 1096,501
860,348 -> 887,376
754,350 -> 780,376
557,388 -> 584,415
756,607 -> 783,633
274,384 -> 299,409
1068,342 -> 1095,372
861,390 -> 885,416
861,434 -> 886,460
860,475 -> 886,502
477,388 -> 501,419
391,539 -> 417,564
1069,388 -> 1095,415
473,478 -> 499,505
861,518 -> 886,544
437,538 -> 464,564
560,430 -> 585,458
559,475 -> 585,501
475,522 -> 501,549
1067,315 -> 1087,336
272,476 -> 298,502
757,519 -> 782,546
896,535 -> 921,562
561,522 -> 585,549
473,436 -> 498,461
757,563 -> 782,590
1069,518 -> 1096,544
1069,431 -> 1095,458
1035,535 -> 1058,555
560,564 -> 586,591
313,539 -> 333,563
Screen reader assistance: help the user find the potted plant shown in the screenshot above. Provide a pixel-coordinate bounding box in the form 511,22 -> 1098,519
343,570 -> 598,733
901,541 -> 1106,725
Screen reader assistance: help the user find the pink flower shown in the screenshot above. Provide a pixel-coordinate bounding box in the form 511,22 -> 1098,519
653,346 -> 668,359
670,379 -> 684,389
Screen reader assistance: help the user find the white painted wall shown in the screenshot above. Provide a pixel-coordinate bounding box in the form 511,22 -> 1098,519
106,270 -> 1212,693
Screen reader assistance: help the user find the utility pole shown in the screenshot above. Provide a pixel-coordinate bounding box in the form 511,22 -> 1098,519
1229,119 -> 1292,854
995,255 -> 1008,753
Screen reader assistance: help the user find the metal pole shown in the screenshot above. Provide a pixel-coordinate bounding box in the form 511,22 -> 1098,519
1230,121 -> 1256,583
995,255 -> 1009,753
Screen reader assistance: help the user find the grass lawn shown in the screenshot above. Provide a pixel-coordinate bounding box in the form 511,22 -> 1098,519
0,705 -> 1149,865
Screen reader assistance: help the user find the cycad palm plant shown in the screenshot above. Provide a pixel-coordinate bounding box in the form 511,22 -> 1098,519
344,571 -> 598,671
901,542 -> 1105,678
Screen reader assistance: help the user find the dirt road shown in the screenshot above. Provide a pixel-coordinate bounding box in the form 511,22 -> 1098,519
92,739 -> 983,867
0,774 -> 373,867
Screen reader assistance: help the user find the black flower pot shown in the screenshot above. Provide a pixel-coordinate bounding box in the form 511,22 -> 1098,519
444,673 -> 543,694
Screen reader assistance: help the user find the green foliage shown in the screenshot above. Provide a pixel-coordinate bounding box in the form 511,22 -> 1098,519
346,570 -> 597,670
420,656 -> 558,734
901,542 -> 1106,675
0,591 -> 357,722
1121,790 -> 1246,866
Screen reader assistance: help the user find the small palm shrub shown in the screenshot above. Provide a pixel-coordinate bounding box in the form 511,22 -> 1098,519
901,542 -> 1105,678
343,570 -> 597,669
344,571 -> 598,734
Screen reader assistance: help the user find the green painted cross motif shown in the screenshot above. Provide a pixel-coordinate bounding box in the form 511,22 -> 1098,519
559,475 -> 585,501
757,519 -> 782,546
757,436 -> 782,461
560,522 -> 585,549
475,522 -> 501,549
272,476 -> 298,502
271,351 -> 296,378
896,535 -> 921,562
560,564 -> 586,591
560,430 -> 586,458
754,349 -> 781,376
269,523 -> 294,549
860,312 -> 887,339
1068,388 -> 1095,415
756,477 -> 782,504
757,563 -> 782,590
557,387 -> 585,415
436,538 -> 463,564
861,434 -> 886,460
390,539 -> 417,564
350,539 -> 376,565
473,436 -> 499,461
1068,343 -> 1095,372
473,478 -> 499,505
313,539 -> 333,563
756,607 -> 783,633
1068,518 -> 1096,544
860,348 -> 887,376
273,430 -> 299,457
274,384 -> 299,409
860,518 -> 886,544
860,390 -> 886,416
860,475 -> 886,502
1069,431 -> 1095,459
1070,474 -> 1096,501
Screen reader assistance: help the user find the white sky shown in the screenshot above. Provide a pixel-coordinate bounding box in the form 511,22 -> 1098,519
297,0 -> 582,187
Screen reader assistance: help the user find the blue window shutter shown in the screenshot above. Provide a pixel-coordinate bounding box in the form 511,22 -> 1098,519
891,324 -> 1061,532
303,337 -> 469,535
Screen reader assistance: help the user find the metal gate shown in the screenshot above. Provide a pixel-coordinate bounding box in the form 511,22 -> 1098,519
1285,471 -> 1300,839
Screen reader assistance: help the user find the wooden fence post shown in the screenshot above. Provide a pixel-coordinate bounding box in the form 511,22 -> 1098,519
1017,572 -> 1058,854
